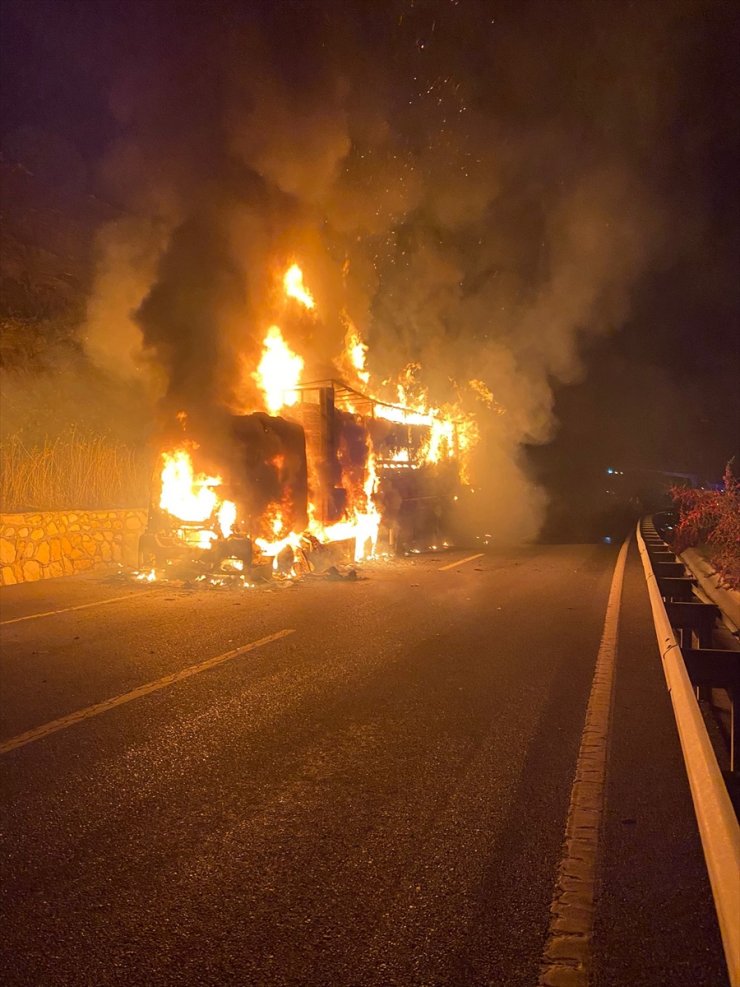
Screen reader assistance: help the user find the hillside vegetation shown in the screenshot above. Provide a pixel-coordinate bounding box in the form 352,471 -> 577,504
0,154 -> 119,369
1,156 -> 154,511
671,463 -> 740,590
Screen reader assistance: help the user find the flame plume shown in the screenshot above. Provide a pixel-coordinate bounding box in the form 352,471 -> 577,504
345,321 -> 370,385
159,448 -> 237,537
160,449 -> 221,522
283,263 -> 315,310
253,325 -> 304,415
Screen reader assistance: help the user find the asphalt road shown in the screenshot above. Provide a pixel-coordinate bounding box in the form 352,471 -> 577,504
0,546 -> 726,986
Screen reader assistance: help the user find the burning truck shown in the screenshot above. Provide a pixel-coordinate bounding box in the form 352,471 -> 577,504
137,265 -> 485,581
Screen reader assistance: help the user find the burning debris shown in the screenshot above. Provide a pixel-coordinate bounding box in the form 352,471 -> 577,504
138,264 -> 484,583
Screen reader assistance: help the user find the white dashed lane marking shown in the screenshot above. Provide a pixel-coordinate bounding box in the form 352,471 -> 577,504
438,553 -> 484,572
0,593 -> 152,626
0,628 -> 296,755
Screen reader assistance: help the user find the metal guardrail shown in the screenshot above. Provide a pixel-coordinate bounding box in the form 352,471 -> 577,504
648,518 -> 740,773
637,519 -> 740,984
680,547 -> 740,637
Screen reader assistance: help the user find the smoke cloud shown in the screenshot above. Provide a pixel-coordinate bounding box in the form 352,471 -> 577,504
70,0 -> 698,540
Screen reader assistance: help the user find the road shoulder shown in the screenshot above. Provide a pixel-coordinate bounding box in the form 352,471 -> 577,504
592,540 -> 728,986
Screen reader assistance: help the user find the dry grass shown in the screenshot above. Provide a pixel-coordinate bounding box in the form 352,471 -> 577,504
0,429 -> 151,512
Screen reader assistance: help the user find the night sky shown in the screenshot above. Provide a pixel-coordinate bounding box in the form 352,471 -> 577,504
1,0 -> 738,537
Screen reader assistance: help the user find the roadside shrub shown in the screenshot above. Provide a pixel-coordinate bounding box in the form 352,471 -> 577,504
670,462 -> 740,590
0,428 -> 151,512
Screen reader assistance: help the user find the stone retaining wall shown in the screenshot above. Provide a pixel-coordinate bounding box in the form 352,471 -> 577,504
0,509 -> 147,586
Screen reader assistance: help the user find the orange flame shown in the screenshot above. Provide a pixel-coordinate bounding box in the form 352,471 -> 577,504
254,530 -> 303,571
253,325 -> 304,415
159,448 -> 237,537
374,402 -> 433,427
342,319 -> 370,385
395,362 -> 428,413
424,416 -> 456,465
468,378 -> 493,407
160,449 -> 221,523
217,500 -> 237,538
283,263 -> 315,310
319,446 -> 380,561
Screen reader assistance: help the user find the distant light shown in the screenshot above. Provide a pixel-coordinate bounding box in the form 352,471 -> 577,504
607,468 -> 614,474
602,536 -> 613,544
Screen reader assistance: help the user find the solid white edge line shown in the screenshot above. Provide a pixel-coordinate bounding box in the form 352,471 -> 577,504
438,552 -> 484,572
637,520 -> 740,986
0,628 -> 296,755
538,534 -> 630,987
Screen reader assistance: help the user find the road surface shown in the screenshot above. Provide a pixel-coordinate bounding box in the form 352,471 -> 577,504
0,545 -> 727,985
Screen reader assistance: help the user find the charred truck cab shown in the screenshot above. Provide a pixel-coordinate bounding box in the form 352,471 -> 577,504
139,412 -> 308,572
